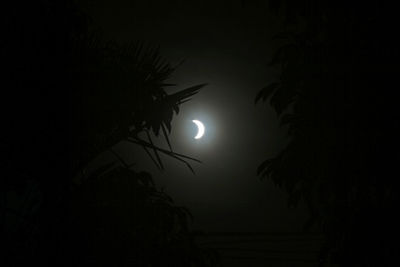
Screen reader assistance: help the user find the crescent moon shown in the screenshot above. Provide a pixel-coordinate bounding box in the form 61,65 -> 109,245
192,120 -> 205,139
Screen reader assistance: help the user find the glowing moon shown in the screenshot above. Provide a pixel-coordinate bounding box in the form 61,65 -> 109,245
192,120 -> 205,139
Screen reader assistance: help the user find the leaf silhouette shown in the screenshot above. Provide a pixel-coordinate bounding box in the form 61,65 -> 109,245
255,82 -> 279,104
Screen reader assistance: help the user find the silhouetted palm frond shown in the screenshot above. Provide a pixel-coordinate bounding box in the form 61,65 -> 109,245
1,1 -> 216,266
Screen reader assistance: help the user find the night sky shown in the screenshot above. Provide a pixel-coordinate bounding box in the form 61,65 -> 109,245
81,0 -> 309,232
2,0 -> 398,266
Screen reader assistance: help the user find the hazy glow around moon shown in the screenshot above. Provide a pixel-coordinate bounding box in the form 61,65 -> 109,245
192,120 -> 205,139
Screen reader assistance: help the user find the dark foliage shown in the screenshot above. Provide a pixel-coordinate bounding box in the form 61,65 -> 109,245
68,166 -> 218,266
1,0 -> 217,266
256,1 -> 399,266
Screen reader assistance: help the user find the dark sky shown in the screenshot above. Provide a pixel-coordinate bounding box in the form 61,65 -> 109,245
81,0 -> 309,232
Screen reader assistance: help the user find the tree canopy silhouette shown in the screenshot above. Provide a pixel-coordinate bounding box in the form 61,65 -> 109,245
256,1 -> 398,266
1,1 -> 217,266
